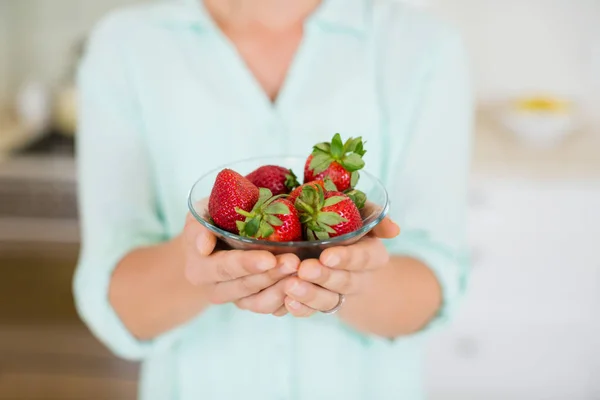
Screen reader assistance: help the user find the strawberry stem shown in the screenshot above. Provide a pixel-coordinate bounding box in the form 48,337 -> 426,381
235,208 -> 254,218
295,198 -> 314,215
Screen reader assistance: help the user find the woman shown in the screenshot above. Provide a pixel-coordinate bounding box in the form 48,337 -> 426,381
74,0 -> 472,398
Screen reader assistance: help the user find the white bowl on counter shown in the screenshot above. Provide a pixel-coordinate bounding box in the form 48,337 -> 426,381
497,96 -> 579,149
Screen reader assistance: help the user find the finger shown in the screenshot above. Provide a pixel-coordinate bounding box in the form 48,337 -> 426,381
184,213 -> 217,256
211,266 -> 293,305
233,279 -> 288,313
372,218 -> 400,239
272,305 -> 288,317
275,253 -> 301,276
285,296 -> 317,318
284,277 -> 339,313
298,259 -> 359,295
209,250 -> 278,282
320,237 -> 389,271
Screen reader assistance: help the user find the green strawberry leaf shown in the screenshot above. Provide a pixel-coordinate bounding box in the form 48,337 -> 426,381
319,223 -> 337,234
323,178 -> 338,191
355,140 -> 367,157
244,216 -> 261,237
316,184 -> 325,207
311,224 -> 326,232
323,196 -> 346,208
256,188 -> 273,207
258,220 -> 274,238
265,202 -> 290,216
306,230 -> 319,241
236,220 -> 245,233
265,215 -> 283,226
341,153 -> 365,172
313,142 -> 331,153
300,185 -> 316,206
330,133 -> 344,159
315,230 -> 330,240
317,212 -> 347,226
300,214 -> 312,224
344,189 -> 366,209
350,171 -> 360,188
343,137 -> 362,153
309,152 -> 334,174
284,170 -> 300,190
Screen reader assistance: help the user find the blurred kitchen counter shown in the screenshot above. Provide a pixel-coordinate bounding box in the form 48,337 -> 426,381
0,153 -> 78,243
0,153 -> 75,181
472,111 -> 600,182
0,113 -> 28,158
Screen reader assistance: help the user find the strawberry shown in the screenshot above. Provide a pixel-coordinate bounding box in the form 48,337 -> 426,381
343,189 -> 367,210
236,188 -> 302,242
287,179 -> 337,205
304,133 -> 366,191
208,169 -> 260,233
246,165 -> 299,196
294,184 -> 363,241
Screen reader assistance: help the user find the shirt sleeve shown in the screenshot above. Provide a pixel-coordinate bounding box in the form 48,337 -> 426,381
384,29 -> 473,334
340,28 -> 473,348
73,13 -> 186,360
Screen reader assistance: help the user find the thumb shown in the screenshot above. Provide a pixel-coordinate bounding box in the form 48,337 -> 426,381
185,213 -> 217,256
372,217 -> 400,239
195,224 -> 218,256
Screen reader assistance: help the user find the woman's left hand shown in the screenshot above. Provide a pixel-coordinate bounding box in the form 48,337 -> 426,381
284,218 -> 401,317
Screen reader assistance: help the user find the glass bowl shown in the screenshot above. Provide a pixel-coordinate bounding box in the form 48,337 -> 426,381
188,156 -> 389,260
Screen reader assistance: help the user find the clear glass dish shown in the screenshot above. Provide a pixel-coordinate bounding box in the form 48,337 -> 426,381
188,156 -> 389,260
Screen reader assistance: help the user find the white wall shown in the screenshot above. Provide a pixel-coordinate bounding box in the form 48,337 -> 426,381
1,0 -> 599,124
430,0 -> 600,124
0,1 -> 11,107
4,0 -> 140,100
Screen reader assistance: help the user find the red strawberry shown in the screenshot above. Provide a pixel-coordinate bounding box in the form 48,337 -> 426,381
288,180 -> 323,206
287,179 -> 337,206
304,133 -> 366,191
246,165 -> 299,196
295,184 -> 363,241
208,169 -> 260,233
237,188 -> 302,242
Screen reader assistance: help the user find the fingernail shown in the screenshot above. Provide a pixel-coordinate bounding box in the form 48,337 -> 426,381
323,254 -> 340,268
279,260 -> 297,274
303,265 -> 321,280
289,281 -> 306,296
288,300 -> 301,310
196,235 -> 207,252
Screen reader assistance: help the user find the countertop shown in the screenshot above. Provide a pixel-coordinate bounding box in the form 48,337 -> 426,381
472,112 -> 600,182
0,153 -> 76,182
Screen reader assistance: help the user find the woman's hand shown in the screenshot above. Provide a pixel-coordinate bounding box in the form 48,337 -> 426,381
283,218 -> 400,317
182,214 -> 299,315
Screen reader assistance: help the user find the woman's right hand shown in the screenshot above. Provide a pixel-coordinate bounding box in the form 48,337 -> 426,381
181,213 -> 298,316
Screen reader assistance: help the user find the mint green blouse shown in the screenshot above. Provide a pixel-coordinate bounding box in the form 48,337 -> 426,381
73,0 -> 472,398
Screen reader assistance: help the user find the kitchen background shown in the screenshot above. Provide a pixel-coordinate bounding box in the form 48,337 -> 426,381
0,0 -> 599,399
